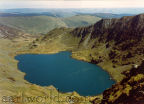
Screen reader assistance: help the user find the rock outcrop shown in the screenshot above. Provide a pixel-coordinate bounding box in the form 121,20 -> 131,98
92,61 -> 144,104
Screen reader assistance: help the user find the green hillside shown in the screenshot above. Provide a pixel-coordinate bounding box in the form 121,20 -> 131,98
0,16 -> 67,34
62,15 -> 101,27
0,15 -> 101,34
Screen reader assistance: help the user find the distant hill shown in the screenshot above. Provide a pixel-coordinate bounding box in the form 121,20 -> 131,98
0,12 -> 135,19
1,8 -> 144,16
0,12 -> 61,17
0,12 -> 76,17
0,24 -> 31,39
78,13 -> 135,19
0,8 -> 78,17
0,16 -> 67,34
0,15 -> 101,34
91,13 -> 135,18
62,15 -> 101,27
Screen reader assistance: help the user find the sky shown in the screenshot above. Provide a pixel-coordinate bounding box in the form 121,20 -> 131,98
0,0 -> 144,9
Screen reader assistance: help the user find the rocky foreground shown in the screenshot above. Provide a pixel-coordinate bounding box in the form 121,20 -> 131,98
0,14 -> 144,104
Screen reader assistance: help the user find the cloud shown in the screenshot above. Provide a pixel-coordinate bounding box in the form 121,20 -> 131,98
0,0 -> 144,9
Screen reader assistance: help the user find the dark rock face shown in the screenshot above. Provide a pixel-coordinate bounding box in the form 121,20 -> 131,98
72,14 -> 144,44
71,14 -> 144,65
99,61 -> 144,104
91,58 -> 103,64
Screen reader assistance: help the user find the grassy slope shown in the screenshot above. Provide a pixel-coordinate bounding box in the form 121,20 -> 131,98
0,15 -> 101,34
62,15 -> 101,27
0,16 -> 67,34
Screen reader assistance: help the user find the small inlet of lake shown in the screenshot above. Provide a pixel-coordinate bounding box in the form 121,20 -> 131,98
15,51 -> 115,96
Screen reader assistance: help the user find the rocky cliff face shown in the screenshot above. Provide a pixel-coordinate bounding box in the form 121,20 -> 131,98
72,14 -> 144,40
93,61 -> 144,104
72,14 -> 144,66
72,14 -> 144,50
73,14 -> 143,45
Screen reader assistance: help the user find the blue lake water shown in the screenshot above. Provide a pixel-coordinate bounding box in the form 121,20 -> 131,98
15,51 -> 115,96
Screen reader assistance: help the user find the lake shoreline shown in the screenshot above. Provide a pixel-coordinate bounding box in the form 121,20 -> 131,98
15,51 -> 115,96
